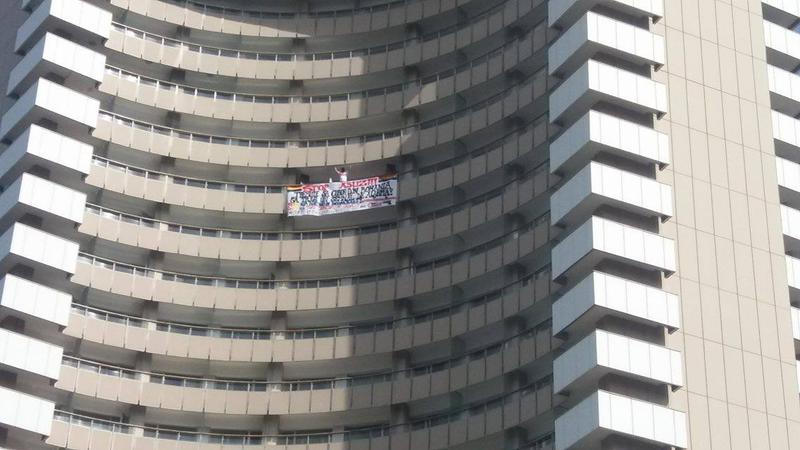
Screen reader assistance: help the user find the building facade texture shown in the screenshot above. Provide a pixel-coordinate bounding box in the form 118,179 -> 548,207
0,0 -> 797,448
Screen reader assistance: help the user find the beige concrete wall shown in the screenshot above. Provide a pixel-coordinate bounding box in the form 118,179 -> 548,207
654,0 -> 800,447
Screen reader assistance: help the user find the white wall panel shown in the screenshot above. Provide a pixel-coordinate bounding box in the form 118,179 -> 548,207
767,64 -> 800,105
773,110 -> 800,150
0,328 -> 62,380
550,60 -> 668,123
0,386 -> 54,435
792,307 -> 800,341
549,0 -> 664,27
553,329 -> 683,393
763,0 -> 800,18
0,173 -> 86,224
551,161 -> 672,224
8,32 -> 106,95
550,110 -> 670,173
0,78 -> 99,139
555,390 -> 687,450
0,125 -> 93,176
0,223 -> 79,274
0,274 -> 71,327
549,12 -> 664,74
551,216 -> 676,278
552,271 -> 680,334
15,0 -> 111,52
764,20 -> 800,63
786,255 -> 800,290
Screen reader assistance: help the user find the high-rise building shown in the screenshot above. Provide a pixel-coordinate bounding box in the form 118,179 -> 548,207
0,0 -> 797,448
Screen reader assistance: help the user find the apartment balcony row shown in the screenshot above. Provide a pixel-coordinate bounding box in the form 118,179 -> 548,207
80,168 -> 548,262
98,31 -> 543,124
100,16 -> 544,112
764,19 -> 800,71
3,65 -> 546,153
93,98 -> 546,169
766,64 -> 800,117
57,323 -> 551,415
98,66 -> 543,134
399,119 -> 548,199
107,0 -> 469,38
48,378 -> 554,450
72,217 -> 550,311
105,0 -> 539,81
63,268 -> 549,363
548,11 -> 664,77
554,390 -> 686,450
552,216 -> 676,280
548,0 -> 663,28
550,59 -> 668,126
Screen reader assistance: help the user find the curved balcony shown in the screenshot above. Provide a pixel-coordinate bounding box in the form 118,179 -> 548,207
70,214 -> 550,311
47,377 -> 554,450
99,24 -> 545,123
96,67 -> 543,150
86,156 -> 284,213
109,0 -> 468,38
105,0 -> 538,80
85,86 -> 546,217
65,234 -> 550,363
399,118 -> 549,199
64,267 -> 549,362
80,164 -> 549,262
57,322 -> 552,415
93,96 -> 547,169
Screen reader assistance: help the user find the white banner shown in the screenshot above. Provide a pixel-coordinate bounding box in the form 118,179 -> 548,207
286,176 -> 397,216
